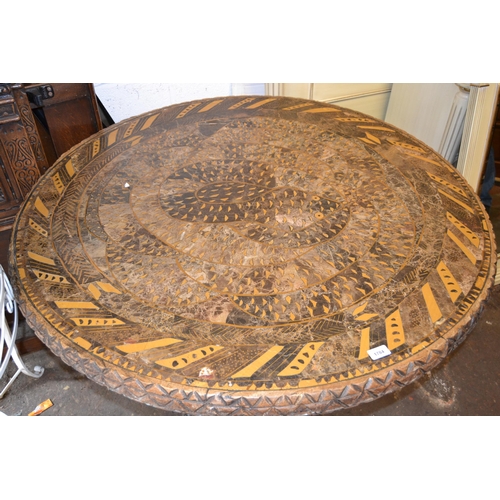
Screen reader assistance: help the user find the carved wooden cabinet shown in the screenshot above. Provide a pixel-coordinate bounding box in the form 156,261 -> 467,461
0,84 -> 46,229
0,83 -> 102,230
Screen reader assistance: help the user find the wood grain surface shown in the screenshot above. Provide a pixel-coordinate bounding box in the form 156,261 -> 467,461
9,96 -> 497,415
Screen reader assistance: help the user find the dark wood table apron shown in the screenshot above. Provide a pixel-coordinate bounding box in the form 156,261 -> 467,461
9,96 -> 496,415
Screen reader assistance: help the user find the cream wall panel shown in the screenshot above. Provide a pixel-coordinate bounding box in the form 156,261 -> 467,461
384,83 -> 459,151
277,83 -> 392,120
281,83 -> 310,99
457,83 -> 499,192
313,83 -> 392,102
330,93 -> 392,120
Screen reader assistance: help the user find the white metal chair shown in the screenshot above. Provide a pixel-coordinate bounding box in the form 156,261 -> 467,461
0,265 -> 43,399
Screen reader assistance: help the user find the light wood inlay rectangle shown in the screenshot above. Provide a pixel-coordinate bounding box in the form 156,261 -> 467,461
422,283 -> 442,323
231,346 -> 283,378
107,129 -> 118,146
116,338 -> 182,354
439,189 -> 474,214
447,230 -> 477,265
278,342 -> 324,376
28,252 -> 55,266
141,113 -> 160,130
65,159 -> 75,177
198,100 -> 224,113
35,197 -> 49,217
302,107 -> 341,113
358,327 -> 371,359
246,98 -> 276,109
385,309 -> 405,350
55,301 -> 99,309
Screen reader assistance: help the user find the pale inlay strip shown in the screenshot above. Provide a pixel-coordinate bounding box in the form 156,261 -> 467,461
231,345 -> 283,378
116,338 -> 182,354
422,283 -> 442,323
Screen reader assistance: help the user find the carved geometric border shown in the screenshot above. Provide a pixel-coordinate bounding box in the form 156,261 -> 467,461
7,95 -> 497,415
13,247 -> 495,415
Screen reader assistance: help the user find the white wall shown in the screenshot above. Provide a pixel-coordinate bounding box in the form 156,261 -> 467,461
95,83 -> 389,123
94,83 -> 265,123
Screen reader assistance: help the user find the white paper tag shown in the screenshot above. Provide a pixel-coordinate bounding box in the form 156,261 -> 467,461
367,345 -> 391,361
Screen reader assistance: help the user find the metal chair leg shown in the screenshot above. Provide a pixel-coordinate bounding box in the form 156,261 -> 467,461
0,265 -> 43,399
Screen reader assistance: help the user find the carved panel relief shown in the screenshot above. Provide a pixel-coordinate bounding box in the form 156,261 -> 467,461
4,136 -> 39,197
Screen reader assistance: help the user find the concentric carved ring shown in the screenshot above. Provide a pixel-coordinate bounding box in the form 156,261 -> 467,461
9,96 -> 496,415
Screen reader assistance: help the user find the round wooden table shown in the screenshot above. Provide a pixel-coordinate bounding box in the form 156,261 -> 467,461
9,96 -> 496,415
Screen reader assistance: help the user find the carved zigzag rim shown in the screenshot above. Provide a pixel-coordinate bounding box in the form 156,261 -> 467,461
12,263 -> 495,416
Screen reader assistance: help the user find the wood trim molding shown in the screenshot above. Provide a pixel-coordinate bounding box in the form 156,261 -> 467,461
265,83 -> 284,97
321,88 -> 392,104
454,83 -> 500,287
438,85 -> 470,164
456,83 -> 499,193
265,84 -> 392,104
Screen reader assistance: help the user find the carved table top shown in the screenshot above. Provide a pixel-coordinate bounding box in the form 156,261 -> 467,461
9,96 -> 496,415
